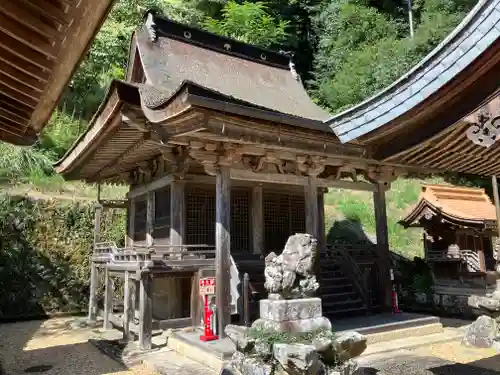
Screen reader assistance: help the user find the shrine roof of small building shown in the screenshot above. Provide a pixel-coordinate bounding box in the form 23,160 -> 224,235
400,184 -> 497,228
55,14 -> 349,181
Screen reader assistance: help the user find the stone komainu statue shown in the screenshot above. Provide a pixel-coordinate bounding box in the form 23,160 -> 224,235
264,233 -> 319,299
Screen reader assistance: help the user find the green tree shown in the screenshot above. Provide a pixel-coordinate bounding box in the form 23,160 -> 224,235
203,1 -> 289,47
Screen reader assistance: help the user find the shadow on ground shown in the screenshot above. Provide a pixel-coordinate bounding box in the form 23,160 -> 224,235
429,355 -> 500,375
0,318 -> 129,375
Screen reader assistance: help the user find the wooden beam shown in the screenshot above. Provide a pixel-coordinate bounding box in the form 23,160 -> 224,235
190,271 -> 201,327
170,181 -> 185,247
216,166 -> 231,338
0,108 -> 29,126
0,48 -> 50,83
228,169 -> 377,191
0,2 -> 62,42
103,268 -> 113,330
0,61 -> 45,92
251,186 -> 264,255
123,271 -> 133,341
126,198 -> 135,248
138,272 -> 153,350
373,185 -> 392,312
0,14 -> 57,59
305,177 -> 320,238
0,33 -> 53,71
492,176 -> 500,240
146,192 -> 155,247
0,97 -> 32,118
17,0 -> 70,26
0,82 -> 38,109
88,263 -> 98,322
128,174 -> 174,199
93,204 -> 102,247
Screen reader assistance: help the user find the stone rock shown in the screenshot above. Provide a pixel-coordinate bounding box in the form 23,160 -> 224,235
331,331 -> 367,361
327,359 -> 358,375
252,316 -> 332,333
263,234 -> 319,299
254,338 -> 272,359
273,343 -> 321,375
469,295 -> 500,312
259,298 -> 322,321
225,325 -> 255,353
463,315 -> 497,348
312,336 -> 337,365
230,351 -> 273,375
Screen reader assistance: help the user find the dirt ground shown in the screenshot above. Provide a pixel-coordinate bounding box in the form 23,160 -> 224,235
0,317 -> 158,375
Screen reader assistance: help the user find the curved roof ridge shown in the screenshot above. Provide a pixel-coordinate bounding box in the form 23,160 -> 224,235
326,0 -> 500,142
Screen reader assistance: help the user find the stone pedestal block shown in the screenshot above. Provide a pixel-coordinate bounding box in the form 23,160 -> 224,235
259,298 -> 322,322
253,298 -> 330,333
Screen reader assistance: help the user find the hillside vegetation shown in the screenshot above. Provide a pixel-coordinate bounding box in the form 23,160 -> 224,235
0,0 -> 488,259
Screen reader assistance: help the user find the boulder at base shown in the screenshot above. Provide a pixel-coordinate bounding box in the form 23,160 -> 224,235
463,315 -> 497,348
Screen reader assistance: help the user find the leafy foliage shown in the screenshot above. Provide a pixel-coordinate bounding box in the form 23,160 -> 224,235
0,195 -> 125,317
203,1 -> 289,47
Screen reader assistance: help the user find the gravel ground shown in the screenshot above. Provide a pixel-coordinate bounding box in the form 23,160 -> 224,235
0,317 -> 158,375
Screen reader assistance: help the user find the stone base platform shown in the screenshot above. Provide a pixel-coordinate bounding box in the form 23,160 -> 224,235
163,313 -> 445,372
252,297 -> 332,333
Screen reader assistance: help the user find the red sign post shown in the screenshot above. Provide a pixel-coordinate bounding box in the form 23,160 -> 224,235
199,277 -> 218,341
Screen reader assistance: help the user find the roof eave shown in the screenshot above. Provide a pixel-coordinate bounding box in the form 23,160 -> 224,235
29,0 -> 116,137
326,0 -> 499,144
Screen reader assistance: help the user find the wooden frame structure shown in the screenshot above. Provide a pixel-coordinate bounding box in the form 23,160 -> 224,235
400,185 -> 498,283
0,0 -> 115,145
56,13 -> 419,349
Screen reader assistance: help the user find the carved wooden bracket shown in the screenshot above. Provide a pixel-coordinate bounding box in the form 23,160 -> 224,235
253,152 -> 285,174
161,147 -> 190,179
365,165 -> 403,185
188,142 -> 242,176
296,155 -> 326,177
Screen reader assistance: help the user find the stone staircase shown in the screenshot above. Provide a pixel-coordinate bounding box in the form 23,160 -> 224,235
231,252 -> 378,322
321,260 -> 379,318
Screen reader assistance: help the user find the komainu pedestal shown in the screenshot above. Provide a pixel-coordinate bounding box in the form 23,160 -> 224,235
253,298 -> 331,333
225,234 -> 367,375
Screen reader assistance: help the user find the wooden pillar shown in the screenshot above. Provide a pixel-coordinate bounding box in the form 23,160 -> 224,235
89,204 -> 102,322
190,270 -> 202,327
373,184 -> 392,311
103,267 -> 113,330
165,180 -> 185,318
251,186 -> 264,254
126,198 -> 135,247
305,176 -> 320,238
216,166 -> 231,338
317,188 -> 326,253
138,272 -> 153,350
492,176 -> 500,262
123,271 -> 132,341
146,192 -> 155,247
170,181 -> 186,248
93,203 -> 102,246
88,263 -> 98,321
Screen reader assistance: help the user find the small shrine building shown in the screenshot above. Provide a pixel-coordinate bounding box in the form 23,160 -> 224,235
400,185 -> 498,283
56,13 -> 408,349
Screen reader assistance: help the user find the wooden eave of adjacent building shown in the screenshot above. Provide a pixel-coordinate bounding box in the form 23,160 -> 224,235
0,0 -> 115,145
400,184 -> 497,229
324,0 -> 500,177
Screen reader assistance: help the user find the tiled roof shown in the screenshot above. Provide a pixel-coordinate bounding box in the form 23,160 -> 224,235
401,184 -> 497,227
326,0 -> 500,143
134,14 -> 331,125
